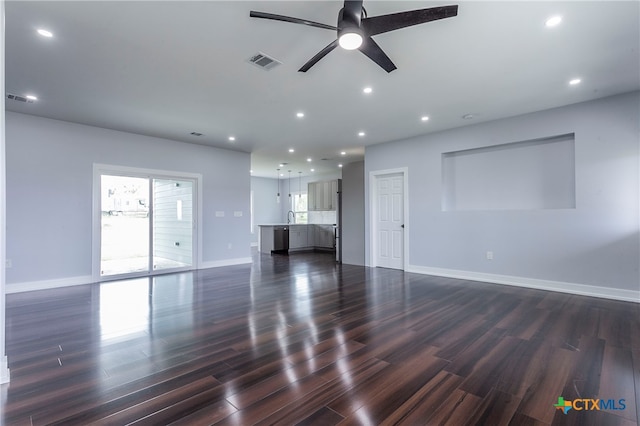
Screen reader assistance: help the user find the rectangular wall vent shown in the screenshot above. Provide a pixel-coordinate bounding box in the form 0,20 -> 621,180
6,93 -> 34,103
247,52 -> 282,70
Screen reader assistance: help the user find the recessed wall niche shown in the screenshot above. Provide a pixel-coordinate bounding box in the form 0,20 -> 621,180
442,134 -> 576,211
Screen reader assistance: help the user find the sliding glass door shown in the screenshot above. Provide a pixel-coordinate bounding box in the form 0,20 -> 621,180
152,179 -> 193,272
99,171 -> 195,278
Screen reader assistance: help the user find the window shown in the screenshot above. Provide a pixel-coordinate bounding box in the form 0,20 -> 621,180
291,191 -> 308,224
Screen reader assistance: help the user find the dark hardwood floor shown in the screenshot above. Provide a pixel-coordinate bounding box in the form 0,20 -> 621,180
1,251 -> 638,425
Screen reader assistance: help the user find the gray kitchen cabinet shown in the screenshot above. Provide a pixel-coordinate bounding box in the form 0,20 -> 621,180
314,225 -> 334,248
308,180 -> 339,211
289,225 -> 309,249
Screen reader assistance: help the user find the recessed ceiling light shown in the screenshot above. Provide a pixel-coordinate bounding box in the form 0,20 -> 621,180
228,136 -> 236,142
340,151 -> 346,156
37,29 -> 53,38
358,131 -> 365,137
545,16 -> 562,27
307,158 -> 312,162
25,95 -> 38,101
310,168 -> 315,172
338,164 -> 343,168
363,87 -> 373,94
569,78 -> 581,85
250,170 -> 253,174
421,116 -> 429,122
288,148 -> 295,153
280,173 -> 284,177
296,112 -> 305,118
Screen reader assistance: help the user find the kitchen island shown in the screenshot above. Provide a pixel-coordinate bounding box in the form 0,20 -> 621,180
258,224 -> 335,254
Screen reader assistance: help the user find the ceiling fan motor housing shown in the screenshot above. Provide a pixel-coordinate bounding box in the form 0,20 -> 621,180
337,2 -> 364,49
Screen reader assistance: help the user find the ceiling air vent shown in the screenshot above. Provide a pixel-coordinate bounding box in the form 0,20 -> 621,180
248,52 -> 282,70
6,93 -> 34,103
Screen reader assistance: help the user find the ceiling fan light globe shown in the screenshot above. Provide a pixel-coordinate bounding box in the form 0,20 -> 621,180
338,32 -> 363,50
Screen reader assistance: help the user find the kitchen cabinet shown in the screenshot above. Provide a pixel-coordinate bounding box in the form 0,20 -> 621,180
308,180 -> 339,211
308,183 -> 316,211
289,225 -> 309,249
314,225 -> 334,249
258,225 -> 274,253
258,224 -> 335,253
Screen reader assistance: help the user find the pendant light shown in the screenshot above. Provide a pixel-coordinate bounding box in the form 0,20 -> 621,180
276,168 -> 281,203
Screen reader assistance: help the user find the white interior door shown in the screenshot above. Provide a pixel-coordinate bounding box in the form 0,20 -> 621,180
376,173 -> 404,269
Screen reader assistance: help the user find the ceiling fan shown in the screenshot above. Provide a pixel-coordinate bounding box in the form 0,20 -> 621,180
249,1 -> 458,73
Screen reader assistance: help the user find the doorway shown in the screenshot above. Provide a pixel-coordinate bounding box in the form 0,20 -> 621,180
370,169 -> 408,270
94,166 -> 198,280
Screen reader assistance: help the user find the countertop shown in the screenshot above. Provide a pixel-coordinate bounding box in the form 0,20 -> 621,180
258,223 -> 335,227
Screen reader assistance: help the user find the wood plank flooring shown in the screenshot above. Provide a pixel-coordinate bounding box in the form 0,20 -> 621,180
1,251 -> 638,425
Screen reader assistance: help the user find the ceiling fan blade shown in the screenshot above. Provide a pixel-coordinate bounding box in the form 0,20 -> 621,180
250,11 -> 338,31
358,37 -> 397,73
361,5 -> 458,36
299,39 -> 339,72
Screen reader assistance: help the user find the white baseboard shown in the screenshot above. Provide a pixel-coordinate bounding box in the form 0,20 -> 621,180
6,275 -> 94,294
407,265 -> 640,303
6,257 -> 253,293
0,356 -> 9,384
199,257 -> 252,270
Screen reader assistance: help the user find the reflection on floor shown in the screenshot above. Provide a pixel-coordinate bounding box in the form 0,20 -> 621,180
100,257 -> 191,276
2,251 -> 639,425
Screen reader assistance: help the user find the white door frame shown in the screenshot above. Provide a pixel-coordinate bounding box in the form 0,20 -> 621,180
92,164 -> 203,281
368,167 -> 409,270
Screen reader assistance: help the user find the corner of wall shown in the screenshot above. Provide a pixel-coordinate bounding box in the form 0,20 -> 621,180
1,0 -> 9,385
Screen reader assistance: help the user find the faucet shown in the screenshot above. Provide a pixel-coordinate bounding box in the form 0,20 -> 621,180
287,210 -> 295,224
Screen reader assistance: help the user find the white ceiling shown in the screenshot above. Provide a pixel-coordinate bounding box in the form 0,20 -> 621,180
5,1 -> 639,178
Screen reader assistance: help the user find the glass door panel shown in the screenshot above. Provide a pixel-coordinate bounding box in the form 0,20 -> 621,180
100,175 -> 150,276
152,179 -> 193,271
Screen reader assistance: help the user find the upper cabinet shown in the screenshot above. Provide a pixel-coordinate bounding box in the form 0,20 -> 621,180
308,179 -> 340,211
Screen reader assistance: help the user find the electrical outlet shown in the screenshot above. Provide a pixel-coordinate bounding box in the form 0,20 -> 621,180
486,251 -> 494,260
5,259 -> 12,268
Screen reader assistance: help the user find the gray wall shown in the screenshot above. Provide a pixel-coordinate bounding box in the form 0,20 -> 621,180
341,161 -> 365,265
6,112 -> 251,286
250,176 -> 281,244
365,92 -> 640,293
0,0 -> 8,383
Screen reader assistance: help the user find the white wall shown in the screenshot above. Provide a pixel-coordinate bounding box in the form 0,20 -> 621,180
342,161 -> 365,265
365,92 -> 640,300
250,176 -> 281,243
5,112 -> 251,290
1,0 -> 11,383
